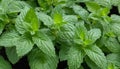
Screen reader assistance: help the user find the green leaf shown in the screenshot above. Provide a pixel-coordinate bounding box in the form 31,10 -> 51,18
0,0 -> 13,12
107,63 -> 119,69
86,2 -> 101,13
0,30 -> 19,47
105,37 -> 120,53
94,0 -> 111,8
32,31 -> 55,57
86,29 -> 101,45
111,23 -> 120,35
37,0 -> 49,10
110,0 -> 120,6
84,45 -> 107,69
15,7 -> 39,34
63,15 -> 78,24
111,14 -> 120,23
28,48 -> 58,69
7,1 -> 30,14
75,21 -> 87,41
15,7 -> 30,34
68,46 -> 85,69
0,23 -> 5,34
0,56 -> 12,69
52,5 -> 63,25
59,44 -> 70,61
24,8 -> 39,32
5,47 -> 20,64
36,12 -> 53,27
73,5 -> 89,20
15,33 -> 34,57
107,53 -> 120,68
58,23 -> 75,43
85,57 -> 101,69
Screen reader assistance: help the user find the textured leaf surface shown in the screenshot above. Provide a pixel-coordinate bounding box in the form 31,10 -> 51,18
0,30 -> 19,47
32,31 -> 55,57
86,29 -> 101,45
85,57 -> 101,69
68,46 -> 85,69
28,48 -> 58,69
15,7 -> 39,34
15,33 -> 34,57
105,37 -> 120,53
107,53 -> 120,68
73,5 -> 89,20
84,45 -> 107,69
36,12 -> 53,27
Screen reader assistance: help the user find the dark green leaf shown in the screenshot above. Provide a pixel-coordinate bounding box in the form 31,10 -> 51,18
5,47 -> 20,64
0,56 -> 12,69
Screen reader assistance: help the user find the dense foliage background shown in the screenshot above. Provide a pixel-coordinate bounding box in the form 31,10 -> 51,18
0,0 -> 120,69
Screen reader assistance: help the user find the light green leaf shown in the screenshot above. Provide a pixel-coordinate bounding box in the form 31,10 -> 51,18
86,2 -> 101,13
24,8 -> 39,32
105,37 -> 120,53
73,5 -> 89,20
111,23 -> 120,35
7,1 -> 30,14
0,56 -> 12,69
0,0 -> 13,12
94,0 -> 111,8
32,31 -> 55,57
85,57 -> 101,69
15,33 -> 34,57
15,7 -> 39,34
107,53 -> 120,68
36,12 -> 53,27
63,15 -> 78,24
68,46 -> 85,69
110,0 -> 120,6
75,21 -> 87,41
0,30 -> 19,47
84,45 -> 107,69
86,29 -> 101,45
107,63 -> 119,69
58,23 -> 75,43
52,5 -> 63,25
15,7 -> 30,34
37,0 -> 49,10
28,48 -> 58,69
5,47 -> 20,64
111,14 -> 120,23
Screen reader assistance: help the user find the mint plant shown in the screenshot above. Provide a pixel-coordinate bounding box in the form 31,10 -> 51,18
0,0 -> 120,69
